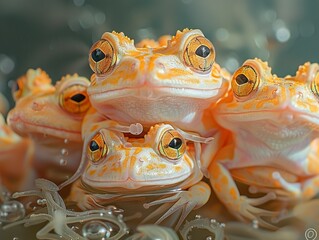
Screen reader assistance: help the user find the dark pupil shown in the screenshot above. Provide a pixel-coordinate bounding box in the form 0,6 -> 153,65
195,45 -> 210,58
235,74 -> 249,85
168,138 -> 182,149
91,49 -> 106,62
71,93 -> 86,102
89,140 -> 99,151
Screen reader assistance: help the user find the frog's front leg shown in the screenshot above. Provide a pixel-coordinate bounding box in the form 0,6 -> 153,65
142,181 -> 210,230
208,156 -> 278,229
272,171 -> 319,201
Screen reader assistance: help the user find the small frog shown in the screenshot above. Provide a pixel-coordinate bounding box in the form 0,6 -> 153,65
0,113 -> 33,192
208,59 -> 319,227
7,69 -> 90,183
68,124 -> 210,229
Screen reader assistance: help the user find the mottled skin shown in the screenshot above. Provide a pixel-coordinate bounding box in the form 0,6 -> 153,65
0,113 -> 33,192
7,69 -> 90,183
208,59 -> 319,227
69,124 -> 210,229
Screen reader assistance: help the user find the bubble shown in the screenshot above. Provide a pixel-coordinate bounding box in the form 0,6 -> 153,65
0,54 -> 15,74
0,200 -> 25,223
215,28 -> 230,42
275,27 -> 291,43
64,139 -> 69,144
95,12 -> 106,25
82,221 -> 112,240
225,57 -> 239,72
60,159 -> 67,166
61,148 -> 68,156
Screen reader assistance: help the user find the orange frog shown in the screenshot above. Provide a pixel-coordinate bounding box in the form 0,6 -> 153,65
87,28 -> 229,136
208,59 -> 319,227
68,123 -> 210,229
0,113 -> 33,192
66,29 -> 231,182
7,69 -> 90,184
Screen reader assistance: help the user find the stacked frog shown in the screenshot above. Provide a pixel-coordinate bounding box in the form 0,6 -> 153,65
1,28 -> 319,233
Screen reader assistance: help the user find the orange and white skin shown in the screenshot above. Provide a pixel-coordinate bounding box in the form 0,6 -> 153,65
208,59 -> 319,227
7,69 -> 91,183
87,29 -> 229,136
68,123 -> 210,229
0,113 -> 34,193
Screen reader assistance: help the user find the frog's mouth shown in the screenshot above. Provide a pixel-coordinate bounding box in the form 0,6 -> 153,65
88,85 -> 226,102
7,115 -> 82,141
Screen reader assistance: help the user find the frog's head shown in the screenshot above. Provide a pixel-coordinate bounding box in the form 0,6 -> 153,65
87,29 -> 229,123
216,59 -> 319,147
82,124 -> 196,191
8,71 -> 91,141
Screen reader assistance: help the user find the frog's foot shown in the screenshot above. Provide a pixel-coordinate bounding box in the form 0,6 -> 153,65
272,172 -> 302,199
229,193 -> 279,229
142,182 -> 210,230
249,185 -> 294,201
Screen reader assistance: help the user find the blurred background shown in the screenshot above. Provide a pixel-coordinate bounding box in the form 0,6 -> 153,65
0,0 -> 318,107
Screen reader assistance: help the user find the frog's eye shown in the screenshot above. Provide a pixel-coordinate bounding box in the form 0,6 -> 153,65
158,129 -> 186,161
183,36 -> 215,72
89,39 -> 116,74
311,73 -> 319,97
59,84 -> 90,114
87,132 -> 108,164
231,65 -> 259,98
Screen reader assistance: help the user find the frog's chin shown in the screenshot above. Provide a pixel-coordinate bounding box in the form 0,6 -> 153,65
89,85 -> 224,102
82,173 -> 191,191
7,115 -> 82,141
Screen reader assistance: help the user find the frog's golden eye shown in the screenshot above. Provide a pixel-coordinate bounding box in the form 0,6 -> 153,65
231,65 -> 259,97
87,132 -> 108,164
183,36 -> 215,72
59,84 -> 90,114
158,129 -> 186,161
89,39 -> 116,74
311,73 -> 319,97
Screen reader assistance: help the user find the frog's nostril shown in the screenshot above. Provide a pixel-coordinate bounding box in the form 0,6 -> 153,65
91,49 -> 105,62
32,102 -> 44,111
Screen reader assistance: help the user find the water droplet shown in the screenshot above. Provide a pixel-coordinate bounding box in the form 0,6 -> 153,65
252,219 -> 259,229
0,200 -> 25,223
61,148 -> 68,156
82,221 -> 112,239
37,199 -> 47,206
60,159 -> 67,166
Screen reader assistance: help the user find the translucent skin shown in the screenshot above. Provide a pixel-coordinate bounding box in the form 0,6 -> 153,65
87,29 -> 230,136
7,69 -> 90,184
208,59 -> 319,228
0,114 -> 33,192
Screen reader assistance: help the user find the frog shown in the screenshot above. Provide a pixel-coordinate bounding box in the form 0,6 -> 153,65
7,69 -> 91,184
207,59 -> 319,228
68,123 -> 210,230
0,113 -> 34,192
87,29 -> 229,136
